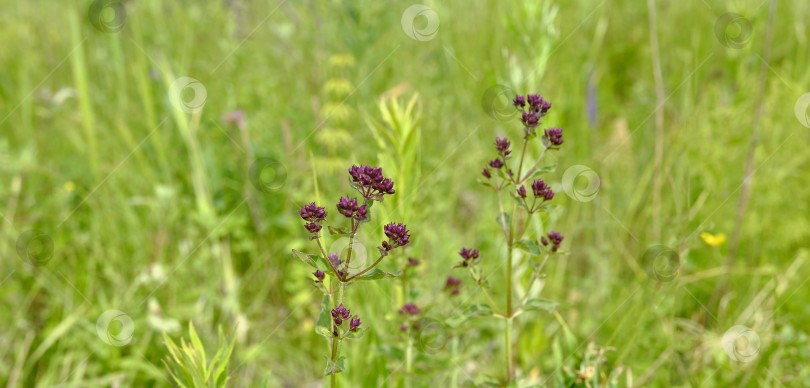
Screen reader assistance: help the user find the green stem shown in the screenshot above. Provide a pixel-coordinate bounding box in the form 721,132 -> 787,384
519,146 -> 549,184
330,337 -> 339,388
346,254 -> 385,281
506,237 -> 514,380
505,317 -> 513,380
329,282 -> 345,388
515,139 -> 529,182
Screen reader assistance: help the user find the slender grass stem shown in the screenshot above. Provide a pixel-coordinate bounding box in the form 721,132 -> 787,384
405,336 -> 413,388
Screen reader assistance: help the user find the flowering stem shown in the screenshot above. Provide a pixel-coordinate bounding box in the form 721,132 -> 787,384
346,254 -> 386,281
330,337 -> 339,388
330,281 -> 346,388
316,236 -> 341,281
344,221 -> 358,273
506,224 -> 515,379
519,146 -> 549,184
515,139 -> 529,182
505,317 -> 513,380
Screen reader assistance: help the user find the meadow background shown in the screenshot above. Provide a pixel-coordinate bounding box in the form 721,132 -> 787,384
2,0 -> 809,386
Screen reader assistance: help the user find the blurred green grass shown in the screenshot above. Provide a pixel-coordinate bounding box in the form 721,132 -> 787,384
1,0 -> 809,386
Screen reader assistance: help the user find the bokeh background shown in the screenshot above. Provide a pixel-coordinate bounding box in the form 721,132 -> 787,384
2,0 -> 809,386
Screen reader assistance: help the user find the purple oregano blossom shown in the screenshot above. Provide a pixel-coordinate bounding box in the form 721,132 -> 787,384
454,92 -> 567,382
294,164 -> 411,383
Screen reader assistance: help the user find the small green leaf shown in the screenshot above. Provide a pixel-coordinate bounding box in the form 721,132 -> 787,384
327,225 -> 350,236
537,203 -> 560,213
344,327 -> 368,340
315,295 -> 332,338
517,239 -> 543,257
352,268 -> 400,281
316,327 -> 332,338
292,249 -> 317,268
445,304 -> 493,328
525,164 -> 557,180
323,356 -> 346,376
521,298 -> 558,313
477,178 -> 494,188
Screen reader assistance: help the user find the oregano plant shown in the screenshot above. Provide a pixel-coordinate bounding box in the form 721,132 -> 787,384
293,165 -> 411,387
451,93 -> 566,384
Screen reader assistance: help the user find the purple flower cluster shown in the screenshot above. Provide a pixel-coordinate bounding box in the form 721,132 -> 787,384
381,223 -> 411,251
298,202 -> 327,233
328,253 -> 347,279
521,111 -> 540,129
459,248 -> 480,267
512,93 -> 556,136
531,179 -> 555,201
444,275 -> 462,295
545,128 -> 564,146
331,304 -> 362,333
313,269 -> 325,282
517,186 -> 527,198
489,159 -> 504,169
399,303 -> 421,316
407,257 -> 420,267
541,231 -> 564,252
349,165 -> 395,200
527,94 -> 552,115
337,196 -> 368,221
495,137 -> 511,157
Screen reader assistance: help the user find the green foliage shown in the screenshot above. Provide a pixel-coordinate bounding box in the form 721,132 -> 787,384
1,0 -> 809,387
162,323 -> 236,388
